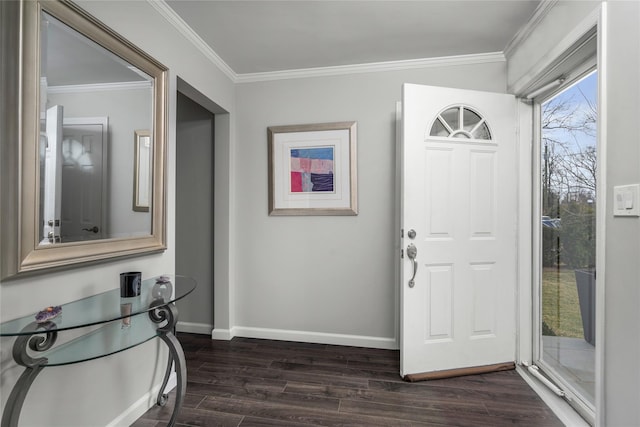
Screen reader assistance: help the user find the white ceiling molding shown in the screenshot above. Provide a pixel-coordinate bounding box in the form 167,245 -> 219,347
503,0 -> 559,59
47,80 -> 152,94
148,0 -> 238,82
152,0 -> 505,84
235,52 -> 506,84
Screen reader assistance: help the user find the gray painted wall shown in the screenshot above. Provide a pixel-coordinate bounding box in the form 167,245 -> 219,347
602,3 -> 640,425
232,63 -> 507,346
176,92 -> 215,331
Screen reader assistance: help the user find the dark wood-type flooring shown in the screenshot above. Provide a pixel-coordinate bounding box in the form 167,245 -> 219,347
133,333 -> 564,426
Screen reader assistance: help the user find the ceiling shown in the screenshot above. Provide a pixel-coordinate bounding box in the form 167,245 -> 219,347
165,0 -> 542,75
44,12 -> 148,86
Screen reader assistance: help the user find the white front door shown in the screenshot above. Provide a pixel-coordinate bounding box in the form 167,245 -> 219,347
400,83 -> 517,378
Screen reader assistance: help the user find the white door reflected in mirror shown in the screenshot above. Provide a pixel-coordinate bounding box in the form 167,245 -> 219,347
41,105 -> 64,244
61,119 -> 108,242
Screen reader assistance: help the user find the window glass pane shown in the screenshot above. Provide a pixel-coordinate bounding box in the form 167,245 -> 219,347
462,108 -> 481,131
472,123 -> 491,140
440,107 -> 459,131
432,105 -> 491,140
430,118 -> 449,137
540,70 -> 597,407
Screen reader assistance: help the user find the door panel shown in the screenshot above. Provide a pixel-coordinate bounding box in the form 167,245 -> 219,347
425,264 -> 453,339
469,150 -> 497,236
424,148 -> 453,237
401,83 -> 517,377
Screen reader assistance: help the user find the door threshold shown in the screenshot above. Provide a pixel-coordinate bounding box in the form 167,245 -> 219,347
516,365 -> 591,426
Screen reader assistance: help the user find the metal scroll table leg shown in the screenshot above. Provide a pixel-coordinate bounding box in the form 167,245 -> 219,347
2,323 -> 57,427
155,350 -> 174,406
158,331 -> 185,426
149,302 -> 185,427
2,364 -> 45,427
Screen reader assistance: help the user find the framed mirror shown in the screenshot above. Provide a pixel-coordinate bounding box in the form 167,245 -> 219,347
1,0 -> 168,279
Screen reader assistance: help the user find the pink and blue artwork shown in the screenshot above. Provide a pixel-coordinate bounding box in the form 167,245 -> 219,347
290,147 -> 334,193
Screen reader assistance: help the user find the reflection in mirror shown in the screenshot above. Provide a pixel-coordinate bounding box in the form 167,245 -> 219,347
40,116 -> 110,243
0,0 -> 167,278
133,130 -> 152,213
39,11 -> 153,243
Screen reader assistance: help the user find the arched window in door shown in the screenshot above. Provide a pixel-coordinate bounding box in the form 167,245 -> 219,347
429,105 -> 492,140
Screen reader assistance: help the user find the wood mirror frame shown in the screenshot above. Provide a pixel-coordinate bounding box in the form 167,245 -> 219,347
0,0 -> 168,279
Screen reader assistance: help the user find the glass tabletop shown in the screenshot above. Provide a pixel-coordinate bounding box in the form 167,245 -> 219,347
0,275 -> 196,336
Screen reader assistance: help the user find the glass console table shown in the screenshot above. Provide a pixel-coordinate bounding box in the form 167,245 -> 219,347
0,274 -> 196,427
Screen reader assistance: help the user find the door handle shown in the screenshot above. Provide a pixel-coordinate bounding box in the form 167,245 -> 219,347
406,243 -> 418,288
82,226 -> 99,233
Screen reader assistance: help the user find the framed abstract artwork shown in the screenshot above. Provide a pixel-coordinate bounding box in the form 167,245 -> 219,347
267,121 -> 358,216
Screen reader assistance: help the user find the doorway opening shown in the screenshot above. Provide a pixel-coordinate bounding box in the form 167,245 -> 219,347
175,88 -> 215,334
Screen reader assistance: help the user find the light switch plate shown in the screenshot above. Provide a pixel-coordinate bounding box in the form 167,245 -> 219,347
613,184 -> 640,217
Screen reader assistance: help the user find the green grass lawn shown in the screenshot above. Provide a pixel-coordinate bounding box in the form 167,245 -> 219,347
542,267 -> 584,338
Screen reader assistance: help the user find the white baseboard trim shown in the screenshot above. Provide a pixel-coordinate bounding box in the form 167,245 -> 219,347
107,372 -> 177,427
233,326 -> 398,350
211,327 -> 235,340
177,321 -> 213,335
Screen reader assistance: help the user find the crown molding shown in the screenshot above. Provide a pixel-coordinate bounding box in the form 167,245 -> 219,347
151,0 -> 504,84
47,80 -> 151,94
148,0 -> 237,82
235,52 -> 506,83
504,0 -> 559,58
